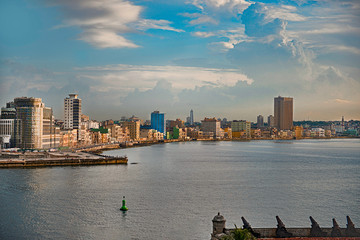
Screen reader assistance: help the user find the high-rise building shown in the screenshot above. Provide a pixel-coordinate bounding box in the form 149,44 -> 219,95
151,111 -> 165,136
14,97 -> 44,149
201,117 -> 221,138
64,94 -> 81,130
268,115 -> 275,127
274,96 -> 293,130
190,109 -> 194,125
257,115 -> 264,127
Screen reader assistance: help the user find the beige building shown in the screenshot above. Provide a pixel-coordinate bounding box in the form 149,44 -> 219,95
274,96 -> 293,130
295,126 -> 303,139
109,125 -> 130,142
14,97 -> 44,149
59,129 -> 78,148
42,107 -> 60,149
123,121 -> 140,141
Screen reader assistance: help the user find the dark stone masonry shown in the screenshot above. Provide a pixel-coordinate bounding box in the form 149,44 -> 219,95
211,213 -> 360,240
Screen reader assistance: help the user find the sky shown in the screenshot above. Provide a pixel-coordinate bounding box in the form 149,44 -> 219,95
0,0 -> 359,122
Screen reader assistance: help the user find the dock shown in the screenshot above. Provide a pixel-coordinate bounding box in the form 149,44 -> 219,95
0,151 -> 127,168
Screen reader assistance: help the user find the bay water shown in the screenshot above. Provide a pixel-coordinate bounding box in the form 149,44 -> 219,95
1,139 -> 359,239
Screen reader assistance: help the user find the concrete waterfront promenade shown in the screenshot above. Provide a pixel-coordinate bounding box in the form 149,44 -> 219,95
0,150 -> 127,168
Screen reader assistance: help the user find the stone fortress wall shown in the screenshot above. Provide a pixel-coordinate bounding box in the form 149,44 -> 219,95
211,213 -> 360,240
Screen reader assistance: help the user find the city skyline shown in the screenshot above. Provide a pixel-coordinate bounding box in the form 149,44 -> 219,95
1,0 -> 359,121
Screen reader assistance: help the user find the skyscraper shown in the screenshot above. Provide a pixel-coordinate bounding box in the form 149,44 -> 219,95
190,109 -> 194,125
257,115 -> 264,127
14,97 -> 44,149
64,94 -> 81,130
274,96 -> 293,130
267,115 -> 275,127
151,111 -> 165,137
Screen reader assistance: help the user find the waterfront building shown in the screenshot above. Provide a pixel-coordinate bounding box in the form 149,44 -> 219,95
1,107 -> 16,119
187,129 -> 203,139
42,107 -> 60,149
274,96 -> 293,130
251,129 -> 261,138
59,129 -> 78,148
231,120 -> 251,138
223,127 -> 232,139
140,129 -> 152,141
294,126 -> 303,139
257,115 -> 264,127
0,102 -> 21,148
109,124 -> 130,142
169,118 -> 185,129
268,115 -> 275,127
201,117 -> 221,139
90,127 -> 110,144
14,97 -> 44,149
311,128 -> 325,137
64,94 -> 81,130
0,119 -> 21,148
123,120 -> 140,141
151,111 -> 165,136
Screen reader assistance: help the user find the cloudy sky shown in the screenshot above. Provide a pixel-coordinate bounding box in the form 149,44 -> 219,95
0,0 -> 359,121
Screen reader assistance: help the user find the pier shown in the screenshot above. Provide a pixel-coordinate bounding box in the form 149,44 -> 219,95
0,151 -> 127,168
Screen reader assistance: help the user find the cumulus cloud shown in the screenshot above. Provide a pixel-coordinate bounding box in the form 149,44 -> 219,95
51,0 -> 182,48
241,3 -> 287,37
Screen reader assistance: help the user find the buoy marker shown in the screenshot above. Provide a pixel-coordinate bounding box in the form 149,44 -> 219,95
120,196 -> 128,211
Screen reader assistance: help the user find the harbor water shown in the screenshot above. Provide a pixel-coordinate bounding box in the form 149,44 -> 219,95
1,139 -> 359,239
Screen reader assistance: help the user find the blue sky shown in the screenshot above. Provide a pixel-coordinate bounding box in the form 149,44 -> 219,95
0,0 -> 359,121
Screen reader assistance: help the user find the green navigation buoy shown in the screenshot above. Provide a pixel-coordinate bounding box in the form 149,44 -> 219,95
120,196 -> 128,211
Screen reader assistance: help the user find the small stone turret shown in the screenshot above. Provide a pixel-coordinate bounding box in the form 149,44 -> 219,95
212,212 -> 226,235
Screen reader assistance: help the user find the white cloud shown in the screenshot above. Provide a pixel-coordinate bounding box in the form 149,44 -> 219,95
75,64 -> 254,91
335,98 -> 352,104
181,13 -> 218,25
51,0 -> 182,48
133,19 -> 184,32
190,0 -> 251,14
208,41 -> 234,52
192,31 -> 215,38
78,29 -> 139,48
265,5 -> 307,22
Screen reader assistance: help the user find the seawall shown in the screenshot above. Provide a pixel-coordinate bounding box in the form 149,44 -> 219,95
0,156 -> 127,168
